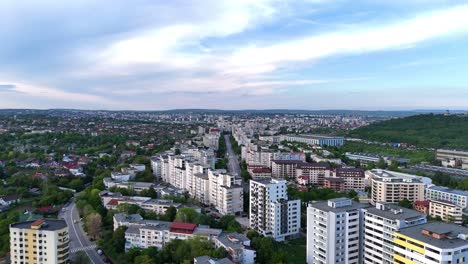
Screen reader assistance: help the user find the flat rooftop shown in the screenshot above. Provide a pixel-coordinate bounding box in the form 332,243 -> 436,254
366,204 -> 426,221
308,199 -> 369,213
11,219 -> 67,231
397,222 -> 468,249
427,185 -> 468,197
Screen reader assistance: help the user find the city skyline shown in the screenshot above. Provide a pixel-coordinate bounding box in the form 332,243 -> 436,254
1,1 -> 468,110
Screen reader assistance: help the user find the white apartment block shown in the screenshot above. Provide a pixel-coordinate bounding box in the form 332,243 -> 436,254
306,198 -> 368,264
249,178 -> 300,242
10,219 -> 69,264
103,178 -> 154,193
208,170 -> 243,215
363,203 -> 427,264
367,169 -> 427,205
157,152 -> 243,215
115,213 -> 225,252
426,185 -> 468,209
280,134 -> 344,147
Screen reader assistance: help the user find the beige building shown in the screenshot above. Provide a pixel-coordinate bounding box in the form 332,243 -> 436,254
10,219 -> 69,264
367,170 -> 426,205
428,199 -> 463,224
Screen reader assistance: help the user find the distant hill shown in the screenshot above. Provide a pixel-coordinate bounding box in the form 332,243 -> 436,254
348,114 -> 468,149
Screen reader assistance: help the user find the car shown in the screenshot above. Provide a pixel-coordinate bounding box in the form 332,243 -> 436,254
97,249 -> 103,255
73,220 -> 77,224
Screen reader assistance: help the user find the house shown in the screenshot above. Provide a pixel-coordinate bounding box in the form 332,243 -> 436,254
0,194 -> 20,206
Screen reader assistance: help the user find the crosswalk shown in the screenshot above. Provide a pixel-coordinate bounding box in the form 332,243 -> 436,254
70,244 -> 97,253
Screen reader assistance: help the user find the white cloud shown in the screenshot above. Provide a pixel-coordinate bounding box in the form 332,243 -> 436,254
228,5 -> 468,69
0,81 -> 110,104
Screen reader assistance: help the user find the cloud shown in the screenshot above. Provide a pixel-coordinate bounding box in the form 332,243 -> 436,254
227,5 -> 468,70
0,81 -> 110,104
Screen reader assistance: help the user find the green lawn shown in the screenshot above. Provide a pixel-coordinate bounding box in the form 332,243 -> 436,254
279,237 -> 306,264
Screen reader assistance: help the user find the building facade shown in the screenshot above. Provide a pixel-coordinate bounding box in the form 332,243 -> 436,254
393,222 -> 468,264
306,198 -> 368,264
367,170 -> 426,205
10,219 -> 69,264
425,185 -> 468,209
249,179 -> 300,242
363,203 -> 427,264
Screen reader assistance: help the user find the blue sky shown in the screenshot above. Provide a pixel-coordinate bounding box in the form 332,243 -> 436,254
1,0 -> 468,110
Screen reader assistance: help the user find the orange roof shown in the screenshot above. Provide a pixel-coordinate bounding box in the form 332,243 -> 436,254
31,219 -> 45,226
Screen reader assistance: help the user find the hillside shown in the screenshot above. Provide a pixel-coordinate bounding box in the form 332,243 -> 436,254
348,114 -> 468,149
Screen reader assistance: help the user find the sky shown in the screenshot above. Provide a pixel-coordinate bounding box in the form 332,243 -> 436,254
1,0 -> 468,110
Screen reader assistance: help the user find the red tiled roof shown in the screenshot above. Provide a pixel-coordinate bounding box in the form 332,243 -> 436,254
31,219 -> 45,226
170,222 -> 196,234
252,168 -> 271,173
414,200 -> 430,207
37,205 -> 54,213
107,199 -> 120,206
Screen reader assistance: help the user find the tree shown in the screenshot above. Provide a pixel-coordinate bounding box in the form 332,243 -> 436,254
112,226 -> 127,253
72,251 -> 90,264
86,213 -> 102,240
140,187 -> 158,198
376,158 -> 387,169
398,199 -> 413,209
164,206 -> 177,222
175,208 -> 199,223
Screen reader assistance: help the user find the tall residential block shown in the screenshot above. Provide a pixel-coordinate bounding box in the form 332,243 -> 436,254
249,178 -> 300,242
306,198 -> 368,264
10,219 -> 69,264
363,203 -> 427,264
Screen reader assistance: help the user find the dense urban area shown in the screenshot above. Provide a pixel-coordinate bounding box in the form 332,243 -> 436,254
1,109 -> 468,264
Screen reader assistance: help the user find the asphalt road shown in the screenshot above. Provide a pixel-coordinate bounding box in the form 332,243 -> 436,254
60,198 -> 104,264
224,134 -> 249,191
224,134 -> 241,176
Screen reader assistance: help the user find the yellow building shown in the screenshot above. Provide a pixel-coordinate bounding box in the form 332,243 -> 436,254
393,222 -> 468,264
10,219 -> 69,264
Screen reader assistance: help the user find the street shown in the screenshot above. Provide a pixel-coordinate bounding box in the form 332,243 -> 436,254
224,134 -> 241,176
60,198 -> 104,264
224,134 -> 249,192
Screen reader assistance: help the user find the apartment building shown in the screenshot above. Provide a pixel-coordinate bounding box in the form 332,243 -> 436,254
306,198 -> 368,264
10,219 -> 69,264
363,203 -> 427,264
208,170 -> 243,215
428,200 -> 463,224
367,169 -> 427,205
426,185 -> 468,209
280,134 -> 344,146
393,222 -> 468,264
249,178 -> 301,242
214,232 -> 256,264
125,221 -> 222,251
335,168 -> 366,191
295,163 -> 331,185
103,178 -> 154,194
271,160 -> 305,178
323,177 -> 344,192
345,152 -> 410,165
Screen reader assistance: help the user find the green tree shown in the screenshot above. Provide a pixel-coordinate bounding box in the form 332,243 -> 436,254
175,208 -> 200,223
398,199 -> 413,209
164,206 -> 177,222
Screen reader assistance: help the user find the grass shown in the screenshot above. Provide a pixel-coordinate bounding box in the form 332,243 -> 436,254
279,237 -> 307,264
